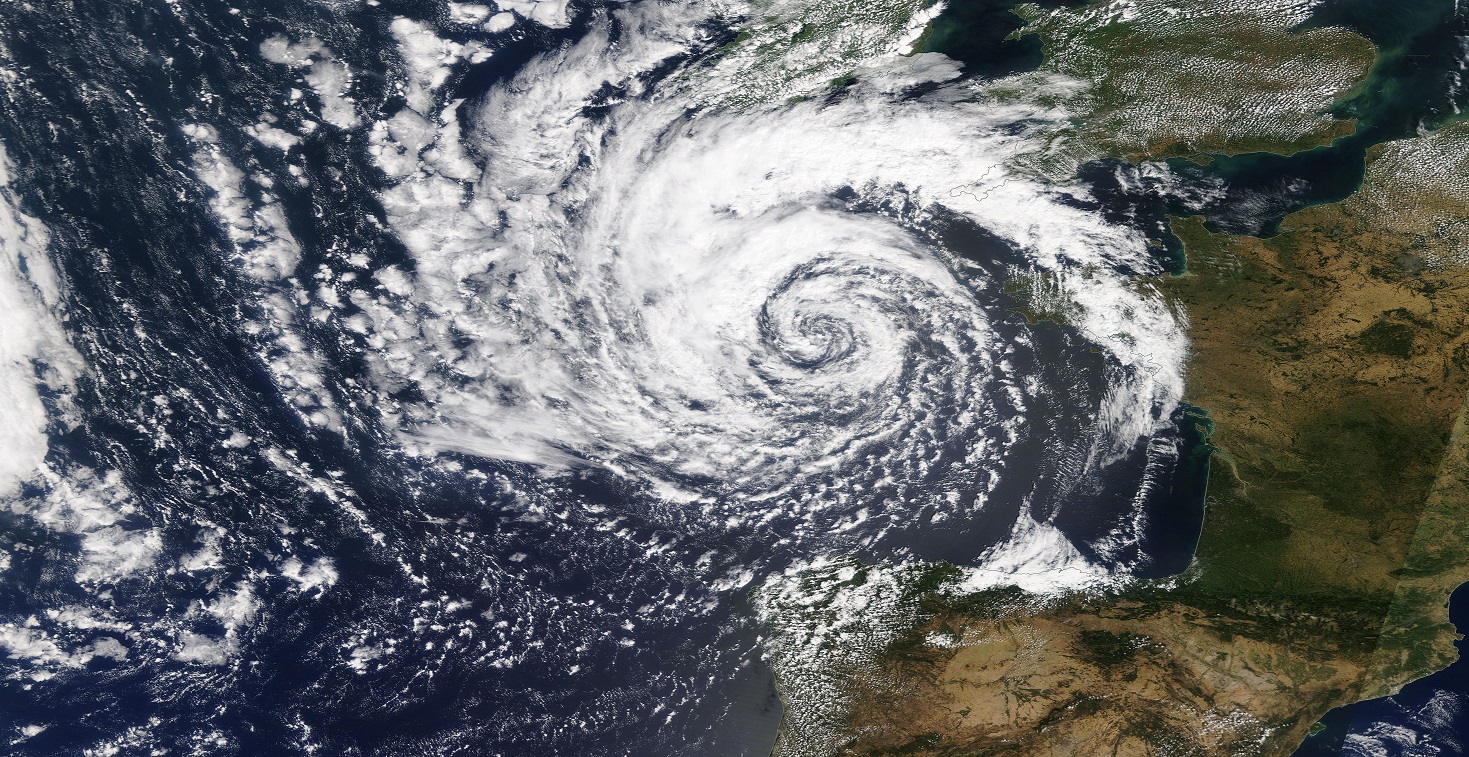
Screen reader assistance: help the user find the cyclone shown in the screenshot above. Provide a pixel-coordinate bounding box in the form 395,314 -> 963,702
0,0 -> 1197,753
355,2 -> 1187,547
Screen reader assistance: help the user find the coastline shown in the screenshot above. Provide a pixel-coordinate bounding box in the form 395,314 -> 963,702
815,1 -> 1469,753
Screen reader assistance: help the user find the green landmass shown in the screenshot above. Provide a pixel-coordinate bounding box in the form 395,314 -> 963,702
1009,0 -> 1373,161
1001,271 -> 1087,326
831,120 -> 1469,757
780,3 -> 1469,755
693,0 -> 936,107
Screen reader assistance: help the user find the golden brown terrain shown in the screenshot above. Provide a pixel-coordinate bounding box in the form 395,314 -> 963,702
833,125 -> 1469,756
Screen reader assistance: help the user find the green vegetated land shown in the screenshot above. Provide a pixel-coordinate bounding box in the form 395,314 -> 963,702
823,4 -> 1469,756
1012,0 -> 1374,160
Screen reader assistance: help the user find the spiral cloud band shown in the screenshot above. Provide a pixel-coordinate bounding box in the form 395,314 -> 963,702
341,1 -> 1186,555
0,0 -> 1210,752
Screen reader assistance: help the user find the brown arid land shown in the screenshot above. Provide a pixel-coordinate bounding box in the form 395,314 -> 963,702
828,124 -> 1469,756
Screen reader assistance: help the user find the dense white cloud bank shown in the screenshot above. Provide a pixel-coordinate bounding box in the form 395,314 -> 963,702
339,1 -> 1185,536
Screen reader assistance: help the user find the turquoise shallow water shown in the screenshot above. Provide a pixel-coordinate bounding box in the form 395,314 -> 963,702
917,0 -> 1085,78
931,2 -> 1469,752
1158,0 -> 1469,236
0,0 -> 1454,753
1080,1 -> 1469,752
0,1 -> 1219,754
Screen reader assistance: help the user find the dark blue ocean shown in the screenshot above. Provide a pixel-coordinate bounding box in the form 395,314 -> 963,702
0,1 -> 1209,753
1297,583 -> 1469,757
0,0 -> 1460,754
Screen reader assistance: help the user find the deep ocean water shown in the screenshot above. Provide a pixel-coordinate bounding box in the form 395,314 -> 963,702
0,0 -> 1330,753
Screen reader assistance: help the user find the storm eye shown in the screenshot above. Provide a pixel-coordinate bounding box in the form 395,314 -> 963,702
4,0 -> 1213,753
